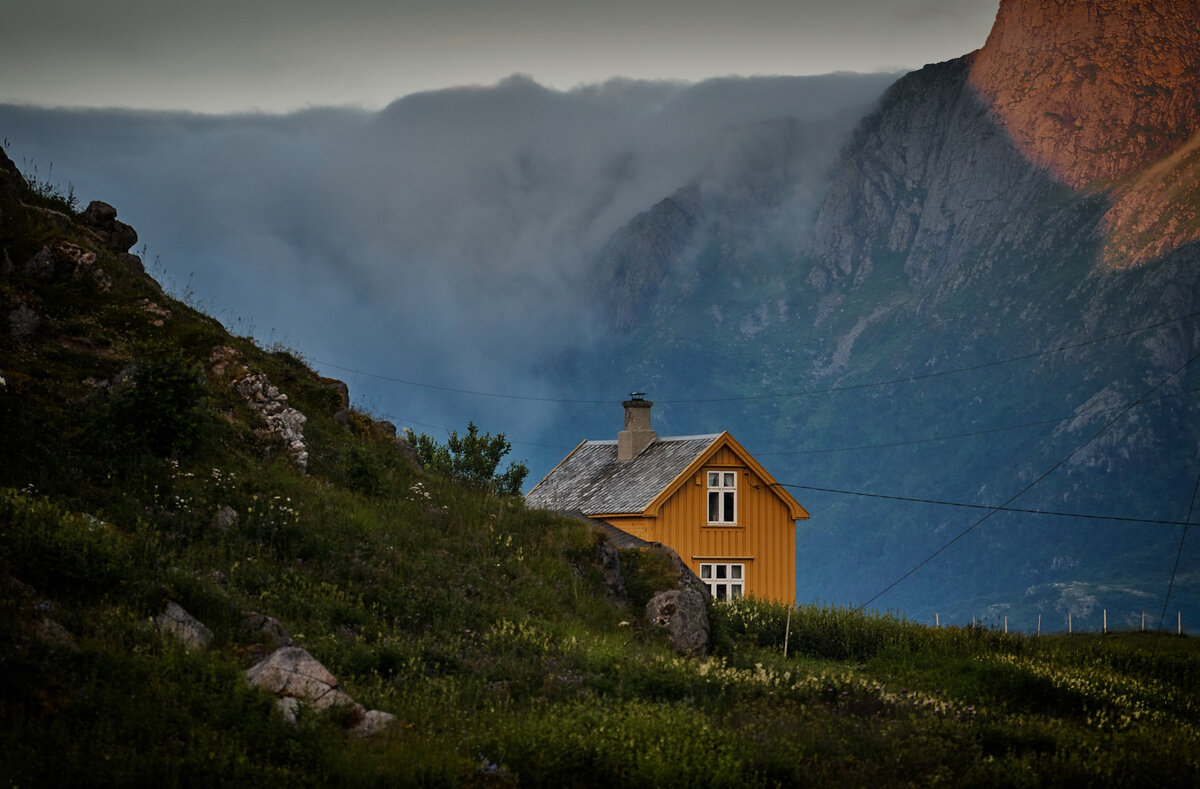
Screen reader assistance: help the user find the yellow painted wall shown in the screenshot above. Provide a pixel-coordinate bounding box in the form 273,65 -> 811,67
604,515 -> 651,540
656,456 -> 795,604
602,443 -> 797,604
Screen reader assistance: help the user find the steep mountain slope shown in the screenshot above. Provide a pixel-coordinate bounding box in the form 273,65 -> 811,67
565,0 -> 1200,629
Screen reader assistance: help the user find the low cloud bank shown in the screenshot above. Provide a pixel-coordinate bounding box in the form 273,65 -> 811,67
0,71 -> 896,458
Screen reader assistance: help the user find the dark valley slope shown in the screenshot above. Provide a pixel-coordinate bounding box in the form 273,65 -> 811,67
560,0 -> 1200,630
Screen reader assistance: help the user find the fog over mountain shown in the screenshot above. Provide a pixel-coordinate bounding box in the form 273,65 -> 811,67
6,0 -> 1197,630
1,72 -> 896,447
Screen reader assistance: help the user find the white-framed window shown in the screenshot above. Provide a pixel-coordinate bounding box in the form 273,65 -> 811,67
707,470 -> 736,524
699,562 -> 744,600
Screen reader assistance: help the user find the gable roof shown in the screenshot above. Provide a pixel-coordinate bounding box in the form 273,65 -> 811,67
525,431 -> 809,520
525,434 -> 721,516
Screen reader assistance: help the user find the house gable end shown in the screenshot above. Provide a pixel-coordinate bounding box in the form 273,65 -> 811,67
641,432 -> 809,521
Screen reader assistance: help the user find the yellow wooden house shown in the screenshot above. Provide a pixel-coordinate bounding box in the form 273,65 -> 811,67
525,396 -> 808,604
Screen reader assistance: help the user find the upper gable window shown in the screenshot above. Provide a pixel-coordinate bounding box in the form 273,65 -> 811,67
707,470 -> 736,524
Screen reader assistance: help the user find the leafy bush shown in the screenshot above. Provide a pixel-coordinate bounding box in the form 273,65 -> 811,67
618,546 -> 680,611
406,421 -> 528,495
106,351 -> 207,457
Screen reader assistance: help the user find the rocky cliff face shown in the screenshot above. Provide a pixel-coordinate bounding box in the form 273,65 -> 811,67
968,0 -> 1200,266
811,56 -> 1106,294
969,0 -> 1200,188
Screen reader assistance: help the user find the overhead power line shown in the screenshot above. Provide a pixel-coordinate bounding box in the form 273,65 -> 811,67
1158,470 -> 1199,631
654,310 -> 1200,404
775,482 -> 1193,526
856,346 -> 1200,611
760,385 -> 1200,456
311,360 -> 612,404
311,309 -> 1200,406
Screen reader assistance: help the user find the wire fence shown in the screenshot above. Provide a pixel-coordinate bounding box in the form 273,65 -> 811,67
936,609 -> 1190,636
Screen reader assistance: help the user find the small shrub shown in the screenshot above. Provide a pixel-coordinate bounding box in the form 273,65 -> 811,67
342,443 -> 387,495
406,422 -> 528,496
105,350 -> 207,457
619,547 -> 679,611
22,161 -> 78,214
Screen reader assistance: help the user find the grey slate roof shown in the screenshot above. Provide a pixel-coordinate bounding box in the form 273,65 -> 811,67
524,434 -> 722,516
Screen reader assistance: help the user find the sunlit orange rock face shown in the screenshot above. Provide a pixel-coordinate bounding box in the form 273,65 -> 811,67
968,0 -> 1200,266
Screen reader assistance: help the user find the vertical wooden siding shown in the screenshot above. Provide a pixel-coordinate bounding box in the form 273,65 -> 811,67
652,446 -> 796,604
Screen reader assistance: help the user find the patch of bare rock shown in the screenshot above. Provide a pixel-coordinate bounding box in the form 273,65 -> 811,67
155,601 -> 396,737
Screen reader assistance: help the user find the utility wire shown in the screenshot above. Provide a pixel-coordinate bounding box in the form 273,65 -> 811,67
856,347 -> 1200,611
1157,469 -> 1199,631
654,310 -> 1200,403
312,360 -> 612,404
369,412 -> 575,452
311,309 -> 1200,406
385,381 -> 1196,459
760,385 -> 1200,456
775,482 -> 1193,526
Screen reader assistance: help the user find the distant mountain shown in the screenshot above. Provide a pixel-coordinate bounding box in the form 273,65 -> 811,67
560,0 -> 1200,630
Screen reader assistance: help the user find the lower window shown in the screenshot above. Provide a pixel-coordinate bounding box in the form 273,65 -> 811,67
699,562 -> 744,600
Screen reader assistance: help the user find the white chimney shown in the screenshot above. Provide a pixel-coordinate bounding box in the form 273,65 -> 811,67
618,393 -> 657,462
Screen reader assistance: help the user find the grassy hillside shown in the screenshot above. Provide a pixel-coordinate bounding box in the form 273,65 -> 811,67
2,153 -> 1198,787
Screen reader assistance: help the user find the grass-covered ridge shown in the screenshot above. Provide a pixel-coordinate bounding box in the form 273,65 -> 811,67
2,151 -> 1198,786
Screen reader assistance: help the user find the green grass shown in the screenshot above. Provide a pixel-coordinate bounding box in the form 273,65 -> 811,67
3,156 -> 1200,787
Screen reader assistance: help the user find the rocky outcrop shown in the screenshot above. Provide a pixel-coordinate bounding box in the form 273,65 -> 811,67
155,602 -> 215,650
646,586 -> 709,656
245,646 -> 361,716
321,377 -> 351,424
149,602 -> 394,736
8,303 -> 42,342
594,538 -> 627,604
212,504 -> 239,532
967,0 -> 1200,266
76,201 -> 138,253
209,345 -> 310,470
969,0 -> 1200,188
233,372 -> 309,470
642,542 -> 711,655
0,146 -> 28,202
243,611 -> 293,649
245,646 -> 396,736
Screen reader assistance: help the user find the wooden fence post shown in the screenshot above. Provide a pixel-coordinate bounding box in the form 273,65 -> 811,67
1037,613 -> 1041,636
1068,612 -> 1072,634
935,612 -> 939,628
1103,609 -> 1107,634
784,607 -> 791,658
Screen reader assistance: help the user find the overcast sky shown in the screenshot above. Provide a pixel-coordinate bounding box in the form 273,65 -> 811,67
4,0 -> 997,113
